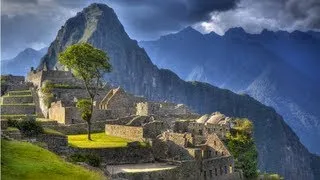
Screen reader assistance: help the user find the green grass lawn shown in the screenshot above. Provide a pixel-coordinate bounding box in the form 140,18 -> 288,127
1,139 -> 106,180
68,133 -> 138,148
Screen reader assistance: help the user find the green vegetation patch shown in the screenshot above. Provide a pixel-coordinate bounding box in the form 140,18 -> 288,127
1,139 -> 105,180
52,83 -> 82,89
68,132 -> 140,148
43,128 -> 65,136
226,118 -> 258,178
6,127 -> 19,131
2,95 -> 33,98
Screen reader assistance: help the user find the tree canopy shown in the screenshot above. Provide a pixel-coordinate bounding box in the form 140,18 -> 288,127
59,43 -> 111,98
58,43 -> 112,140
226,118 -> 258,178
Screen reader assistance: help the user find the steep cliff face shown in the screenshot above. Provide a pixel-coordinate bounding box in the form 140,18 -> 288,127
38,3 -> 318,179
139,27 -> 320,155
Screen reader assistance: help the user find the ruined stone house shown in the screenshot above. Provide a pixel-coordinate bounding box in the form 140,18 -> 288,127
99,87 -> 145,118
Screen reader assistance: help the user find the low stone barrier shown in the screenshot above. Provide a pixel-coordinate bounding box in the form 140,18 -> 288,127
1,120 -> 8,129
105,124 -> 144,141
2,96 -> 34,104
46,121 -> 108,135
37,134 -> 68,154
70,146 -> 155,165
0,105 -> 35,115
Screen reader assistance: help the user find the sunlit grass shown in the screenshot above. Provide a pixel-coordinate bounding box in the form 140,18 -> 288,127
1,139 -> 105,180
68,132 -> 143,148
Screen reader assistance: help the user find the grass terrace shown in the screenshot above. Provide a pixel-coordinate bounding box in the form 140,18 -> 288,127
68,132 -> 145,148
1,139 -> 105,180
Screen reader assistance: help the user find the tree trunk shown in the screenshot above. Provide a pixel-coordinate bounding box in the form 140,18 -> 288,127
87,121 -> 92,141
87,97 -> 94,141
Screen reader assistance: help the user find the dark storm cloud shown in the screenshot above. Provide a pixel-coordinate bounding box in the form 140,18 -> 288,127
199,0 -> 320,34
2,0 -> 319,59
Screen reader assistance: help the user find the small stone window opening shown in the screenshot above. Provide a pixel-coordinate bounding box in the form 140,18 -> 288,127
71,118 -> 74,124
224,166 -> 228,174
209,170 -> 213,178
215,151 -> 218,155
220,128 -> 222,131
215,168 -> 218,176
222,152 -> 224,156
214,141 -> 216,146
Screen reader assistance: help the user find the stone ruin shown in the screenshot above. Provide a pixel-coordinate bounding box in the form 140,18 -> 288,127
1,70 -> 242,179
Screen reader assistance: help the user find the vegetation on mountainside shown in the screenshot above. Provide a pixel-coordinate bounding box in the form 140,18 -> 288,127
68,132 -> 144,148
59,43 -> 111,140
40,80 -> 54,108
1,139 -> 105,180
226,118 -> 258,178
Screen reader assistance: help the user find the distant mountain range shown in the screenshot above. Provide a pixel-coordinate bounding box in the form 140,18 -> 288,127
139,27 -> 320,155
36,3 -> 319,179
1,47 -> 47,76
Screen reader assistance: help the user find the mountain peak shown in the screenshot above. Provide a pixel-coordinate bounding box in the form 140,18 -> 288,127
225,27 -> 246,36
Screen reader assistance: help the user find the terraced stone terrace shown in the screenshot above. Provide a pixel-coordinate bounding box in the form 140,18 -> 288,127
0,90 -> 36,120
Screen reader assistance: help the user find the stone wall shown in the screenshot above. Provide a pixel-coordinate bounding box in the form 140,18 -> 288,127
49,101 -> 112,124
1,96 -> 33,104
27,70 -> 83,88
205,124 -> 230,140
49,101 -> 65,124
46,121 -> 108,135
1,105 -> 35,115
205,134 -> 231,158
136,102 -> 192,117
105,124 -> 144,141
70,146 -> 154,164
174,121 -> 191,133
26,70 -> 43,87
1,120 -> 8,129
201,156 -> 236,180
37,133 -> 68,154
1,75 -> 30,95
188,122 -> 206,136
143,121 -> 167,139
101,88 -> 139,118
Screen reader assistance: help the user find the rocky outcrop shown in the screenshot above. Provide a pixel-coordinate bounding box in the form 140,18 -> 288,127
38,3 -> 319,179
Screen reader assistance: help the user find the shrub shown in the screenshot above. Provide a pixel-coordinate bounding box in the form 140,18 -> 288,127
68,153 -> 101,167
85,154 -> 101,167
18,116 -> 43,137
41,80 -> 54,108
69,153 -> 87,163
7,118 -> 19,128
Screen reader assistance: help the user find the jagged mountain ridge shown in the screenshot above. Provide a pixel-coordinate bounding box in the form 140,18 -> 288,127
139,26 -> 320,155
38,3 -> 319,179
1,47 -> 47,76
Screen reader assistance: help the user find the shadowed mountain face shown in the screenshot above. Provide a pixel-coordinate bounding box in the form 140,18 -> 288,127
1,47 -> 47,76
38,3 -> 319,179
139,27 -> 320,155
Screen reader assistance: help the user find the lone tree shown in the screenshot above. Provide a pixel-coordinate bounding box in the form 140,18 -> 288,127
59,43 -> 111,140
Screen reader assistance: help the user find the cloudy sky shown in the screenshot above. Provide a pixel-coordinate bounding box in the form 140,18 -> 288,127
1,0 -> 320,60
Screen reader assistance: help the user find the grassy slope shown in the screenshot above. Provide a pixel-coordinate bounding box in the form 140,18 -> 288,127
1,140 -> 105,180
68,133 -> 133,148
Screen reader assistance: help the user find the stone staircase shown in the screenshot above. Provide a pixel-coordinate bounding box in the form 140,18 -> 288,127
0,89 -> 36,120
